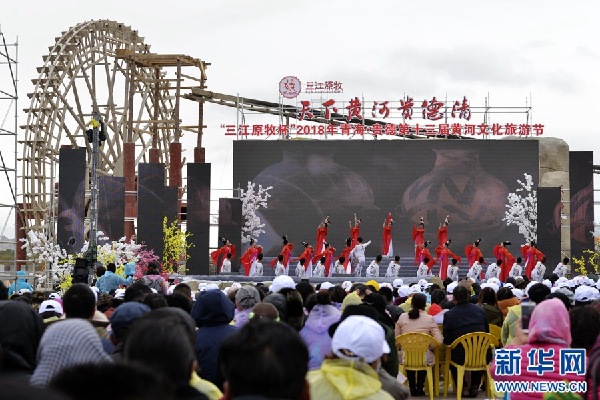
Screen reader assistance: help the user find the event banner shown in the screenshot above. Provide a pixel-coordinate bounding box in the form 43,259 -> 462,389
57,147 -> 86,253
537,187 -> 562,270
187,163 -> 211,275
218,198 -> 242,273
98,176 -> 125,243
569,151 -> 594,263
137,164 -> 171,260
234,140 -> 539,260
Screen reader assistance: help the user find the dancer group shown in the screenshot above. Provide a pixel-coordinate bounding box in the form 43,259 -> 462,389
211,214 -> 560,283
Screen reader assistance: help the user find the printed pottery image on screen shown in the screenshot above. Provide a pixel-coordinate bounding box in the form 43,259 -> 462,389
234,140 -> 539,257
400,149 -> 509,238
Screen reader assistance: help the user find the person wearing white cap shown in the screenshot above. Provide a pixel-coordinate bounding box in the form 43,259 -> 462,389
531,257 -> 547,283
508,257 -> 523,279
574,285 -> 600,305
386,255 -> 401,278
553,257 -> 569,278
416,257 -> 431,278
392,279 -> 403,289
366,255 -> 382,279
308,315 -> 394,400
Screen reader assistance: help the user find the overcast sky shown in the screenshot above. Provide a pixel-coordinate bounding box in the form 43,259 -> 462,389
1,0 -> 598,240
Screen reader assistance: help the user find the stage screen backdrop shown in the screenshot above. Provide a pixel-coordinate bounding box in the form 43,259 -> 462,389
234,139 -> 539,261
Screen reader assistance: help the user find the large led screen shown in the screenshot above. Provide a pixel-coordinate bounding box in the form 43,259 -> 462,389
234,139 -> 539,261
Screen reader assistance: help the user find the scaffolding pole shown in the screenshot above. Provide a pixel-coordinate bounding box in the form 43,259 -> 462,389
0,26 -> 18,273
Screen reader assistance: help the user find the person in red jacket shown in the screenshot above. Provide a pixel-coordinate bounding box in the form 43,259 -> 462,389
270,236 -> 294,274
436,240 -> 461,280
437,215 -> 450,248
240,239 -> 262,276
292,241 -> 314,278
339,238 -> 353,273
382,212 -> 394,258
416,241 -> 435,272
312,242 -> 336,277
412,217 -> 425,265
521,240 -> 545,279
315,216 -> 330,254
211,237 -> 236,273
349,214 -> 361,249
464,238 -> 483,268
493,241 -> 515,282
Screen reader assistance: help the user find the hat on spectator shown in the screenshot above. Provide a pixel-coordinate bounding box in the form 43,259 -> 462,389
235,285 -> 261,310
320,282 -> 335,291
525,281 -> 537,297
409,285 -> 421,295
270,275 -> 296,293
542,279 -> 552,289
574,285 -> 600,303
555,277 -> 569,288
114,288 -> 126,299
18,288 -> 31,295
392,279 -> 404,288
398,285 -> 410,298
109,302 -> 151,337
487,278 -> 502,287
504,283 -> 514,289
379,282 -> 393,290
341,281 -> 353,292
417,279 -> 428,288
365,280 -> 380,291
331,315 -> 390,364
572,276 -> 585,286
511,288 -> 525,300
446,282 -> 458,294
205,283 -> 220,291
555,287 -> 575,304
48,292 -> 61,300
39,300 -> 63,315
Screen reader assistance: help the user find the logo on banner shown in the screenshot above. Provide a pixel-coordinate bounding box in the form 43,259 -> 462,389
279,76 -> 301,99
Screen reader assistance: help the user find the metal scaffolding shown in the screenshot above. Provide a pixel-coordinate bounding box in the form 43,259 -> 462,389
0,26 -> 18,273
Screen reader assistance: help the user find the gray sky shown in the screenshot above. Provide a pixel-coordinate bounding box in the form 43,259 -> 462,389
1,0 -> 598,241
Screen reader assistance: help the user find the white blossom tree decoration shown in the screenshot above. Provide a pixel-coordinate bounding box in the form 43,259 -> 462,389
240,181 -> 273,244
503,173 -> 537,243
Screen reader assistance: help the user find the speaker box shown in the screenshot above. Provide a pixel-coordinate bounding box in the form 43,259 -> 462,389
72,258 -> 89,284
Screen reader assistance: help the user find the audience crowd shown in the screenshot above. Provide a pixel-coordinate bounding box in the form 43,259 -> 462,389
1,261 -> 600,400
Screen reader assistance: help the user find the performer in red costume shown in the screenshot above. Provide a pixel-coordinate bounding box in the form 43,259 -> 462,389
412,217 -> 425,265
313,242 -> 336,277
269,236 -> 294,274
435,240 -> 461,280
292,241 -> 314,278
493,241 -> 515,281
339,238 -> 353,273
521,240 -> 545,279
349,214 -> 361,249
239,238 -> 262,276
437,215 -> 450,248
465,238 -> 483,267
211,237 -> 236,273
315,216 -> 331,254
382,212 -> 394,258
416,241 -> 435,272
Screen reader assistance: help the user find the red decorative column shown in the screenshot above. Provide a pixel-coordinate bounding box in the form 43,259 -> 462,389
123,142 -> 136,241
